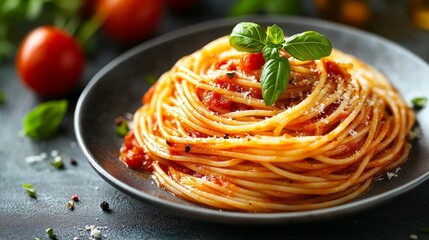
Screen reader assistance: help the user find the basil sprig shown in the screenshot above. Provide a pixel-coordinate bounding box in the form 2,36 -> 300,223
229,22 -> 332,105
21,100 -> 68,139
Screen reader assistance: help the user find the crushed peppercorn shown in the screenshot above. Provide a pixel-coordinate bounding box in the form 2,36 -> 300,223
70,158 -> 78,166
224,134 -> 230,139
185,144 -> 192,153
100,201 -> 110,211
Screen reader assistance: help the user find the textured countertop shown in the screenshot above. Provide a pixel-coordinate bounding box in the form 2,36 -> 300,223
2,1 -> 429,239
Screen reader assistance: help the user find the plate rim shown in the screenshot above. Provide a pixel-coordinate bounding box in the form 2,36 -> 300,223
74,15 -> 429,224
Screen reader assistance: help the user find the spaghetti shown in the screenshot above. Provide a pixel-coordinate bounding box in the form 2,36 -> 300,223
120,36 -> 415,212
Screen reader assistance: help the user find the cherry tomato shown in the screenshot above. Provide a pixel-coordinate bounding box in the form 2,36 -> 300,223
16,26 -> 84,97
97,0 -> 164,44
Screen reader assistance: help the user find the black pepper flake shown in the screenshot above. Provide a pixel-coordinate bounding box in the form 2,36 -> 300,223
223,134 -> 230,139
185,144 -> 192,153
166,140 -> 172,147
226,72 -> 235,78
100,201 -> 110,211
70,158 -> 78,166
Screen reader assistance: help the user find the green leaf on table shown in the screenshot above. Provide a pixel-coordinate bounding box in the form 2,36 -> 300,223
0,91 -> 4,105
260,57 -> 290,106
51,156 -> 64,169
45,228 -> 57,239
21,100 -> 68,140
284,31 -> 332,61
229,22 -> 266,53
22,183 -> 36,198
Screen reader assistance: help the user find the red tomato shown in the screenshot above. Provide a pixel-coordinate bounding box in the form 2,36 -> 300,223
97,0 -> 164,44
240,52 -> 265,72
16,26 -> 84,97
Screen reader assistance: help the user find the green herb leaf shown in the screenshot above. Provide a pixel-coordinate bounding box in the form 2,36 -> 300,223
229,22 -> 333,105
262,45 -> 280,61
45,228 -> 57,239
51,156 -> 64,169
226,72 -> 236,78
0,91 -> 4,105
266,24 -> 285,45
229,22 -> 266,53
421,226 -> 429,233
115,117 -> 129,137
21,100 -> 68,139
412,97 -> 427,109
284,31 -> 332,61
260,57 -> 290,106
22,183 -> 36,198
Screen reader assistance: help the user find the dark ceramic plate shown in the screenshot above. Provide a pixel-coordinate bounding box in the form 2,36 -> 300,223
75,16 -> 429,224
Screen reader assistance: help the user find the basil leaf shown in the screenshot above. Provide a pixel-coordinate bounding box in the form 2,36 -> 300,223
266,24 -> 285,45
260,57 -> 290,106
262,45 -> 280,61
21,100 -> 68,139
22,183 -> 36,198
229,22 -> 266,53
284,31 -> 332,61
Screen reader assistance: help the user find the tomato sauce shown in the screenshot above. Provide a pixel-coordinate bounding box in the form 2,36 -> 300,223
199,53 -> 266,113
239,52 -> 265,72
120,132 -> 154,172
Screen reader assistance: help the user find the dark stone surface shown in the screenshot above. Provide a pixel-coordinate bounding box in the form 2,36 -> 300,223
2,1 -> 429,239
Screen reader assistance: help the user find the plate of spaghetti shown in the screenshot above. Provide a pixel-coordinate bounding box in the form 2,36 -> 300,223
75,16 -> 429,224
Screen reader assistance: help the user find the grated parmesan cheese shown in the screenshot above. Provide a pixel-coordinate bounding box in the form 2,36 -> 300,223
25,152 -> 47,164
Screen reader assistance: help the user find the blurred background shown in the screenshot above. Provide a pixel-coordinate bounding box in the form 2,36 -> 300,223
1,0 -> 429,57
2,0 -> 429,97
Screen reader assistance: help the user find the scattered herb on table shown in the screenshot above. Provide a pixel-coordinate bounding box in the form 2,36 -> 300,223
20,100 -> 68,139
115,116 -> 129,137
229,22 -> 332,106
51,156 -> 64,169
46,228 -> 57,239
67,200 -> 75,210
412,97 -> 427,109
22,183 -> 36,198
